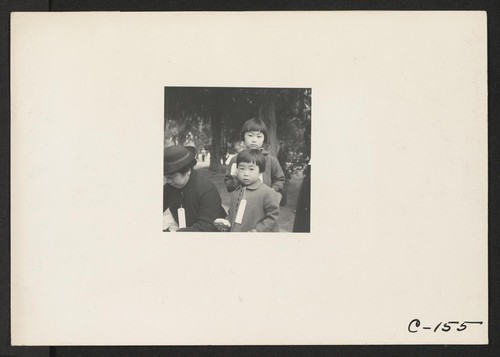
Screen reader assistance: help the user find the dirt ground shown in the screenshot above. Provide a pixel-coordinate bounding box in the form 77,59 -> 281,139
195,165 -> 303,232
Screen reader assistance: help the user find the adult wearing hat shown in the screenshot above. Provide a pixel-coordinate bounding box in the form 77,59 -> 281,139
163,145 -> 226,232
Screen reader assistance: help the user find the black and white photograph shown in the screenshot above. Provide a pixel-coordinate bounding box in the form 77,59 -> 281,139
163,87 -> 311,233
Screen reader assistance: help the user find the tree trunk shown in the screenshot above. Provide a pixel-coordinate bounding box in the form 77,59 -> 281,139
208,88 -> 230,172
209,115 -> 222,172
259,90 -> 285,205
259,96 -> 278,156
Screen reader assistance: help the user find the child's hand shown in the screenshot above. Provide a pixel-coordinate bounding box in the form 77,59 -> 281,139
248,229 -> 258,232
214,218 -> 231,230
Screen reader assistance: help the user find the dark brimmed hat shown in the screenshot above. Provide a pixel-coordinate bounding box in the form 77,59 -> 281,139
164,145 -> 196,175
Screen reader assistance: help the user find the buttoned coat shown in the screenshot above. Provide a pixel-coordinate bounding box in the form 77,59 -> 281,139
228,180 -> 280,232
163,170 -> 226,232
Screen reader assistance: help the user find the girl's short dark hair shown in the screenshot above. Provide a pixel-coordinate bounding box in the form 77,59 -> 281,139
174,159 -> 197,175
236,149 -> 266,173
240,118 -> 268,143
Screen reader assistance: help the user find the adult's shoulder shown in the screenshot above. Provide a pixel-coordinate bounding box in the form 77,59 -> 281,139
163,182 -> 175,193
192,170 -> 219,191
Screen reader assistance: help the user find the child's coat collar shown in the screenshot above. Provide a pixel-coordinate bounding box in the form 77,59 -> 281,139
240,180 -> 263,191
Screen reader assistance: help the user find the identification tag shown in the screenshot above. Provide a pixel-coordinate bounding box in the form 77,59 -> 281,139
234,199 -> 247,224
178,207 -> 186,228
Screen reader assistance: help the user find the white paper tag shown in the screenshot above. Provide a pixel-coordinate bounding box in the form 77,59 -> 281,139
259,173 -> 263,182
234,199 -> 247,224
231,163 -> 237,176
163,208 -> 177,230
177,207 -> 186,228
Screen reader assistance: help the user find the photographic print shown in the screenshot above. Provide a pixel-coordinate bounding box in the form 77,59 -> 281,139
10,11 -> 486,346
163,87 -> 311,233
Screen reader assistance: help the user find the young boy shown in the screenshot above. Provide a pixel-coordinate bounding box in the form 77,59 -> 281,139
224,118 -> 285,197
215,149 -> 280,232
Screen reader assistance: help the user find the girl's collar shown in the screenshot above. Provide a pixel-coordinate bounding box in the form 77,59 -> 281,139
241,180 -> 263,190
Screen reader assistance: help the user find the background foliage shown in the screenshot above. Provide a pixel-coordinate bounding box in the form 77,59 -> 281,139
164,87 -> 311,186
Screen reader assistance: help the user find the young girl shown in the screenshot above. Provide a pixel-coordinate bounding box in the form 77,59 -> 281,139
224,118 -> 285,196
215,149 -> 280,232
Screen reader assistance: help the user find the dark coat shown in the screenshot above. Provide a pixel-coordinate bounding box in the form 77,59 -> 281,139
228,180 -> 280,232
293,165 -> 311,232
163,170 -> 226,232
224,150 -> 285,193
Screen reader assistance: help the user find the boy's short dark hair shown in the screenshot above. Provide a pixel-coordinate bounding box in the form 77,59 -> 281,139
240,118 -> 268,143
236,149 -> 266,173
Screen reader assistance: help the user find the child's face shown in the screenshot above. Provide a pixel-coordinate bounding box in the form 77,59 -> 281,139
243,131 -> 264,149
237,161 -> 260,186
